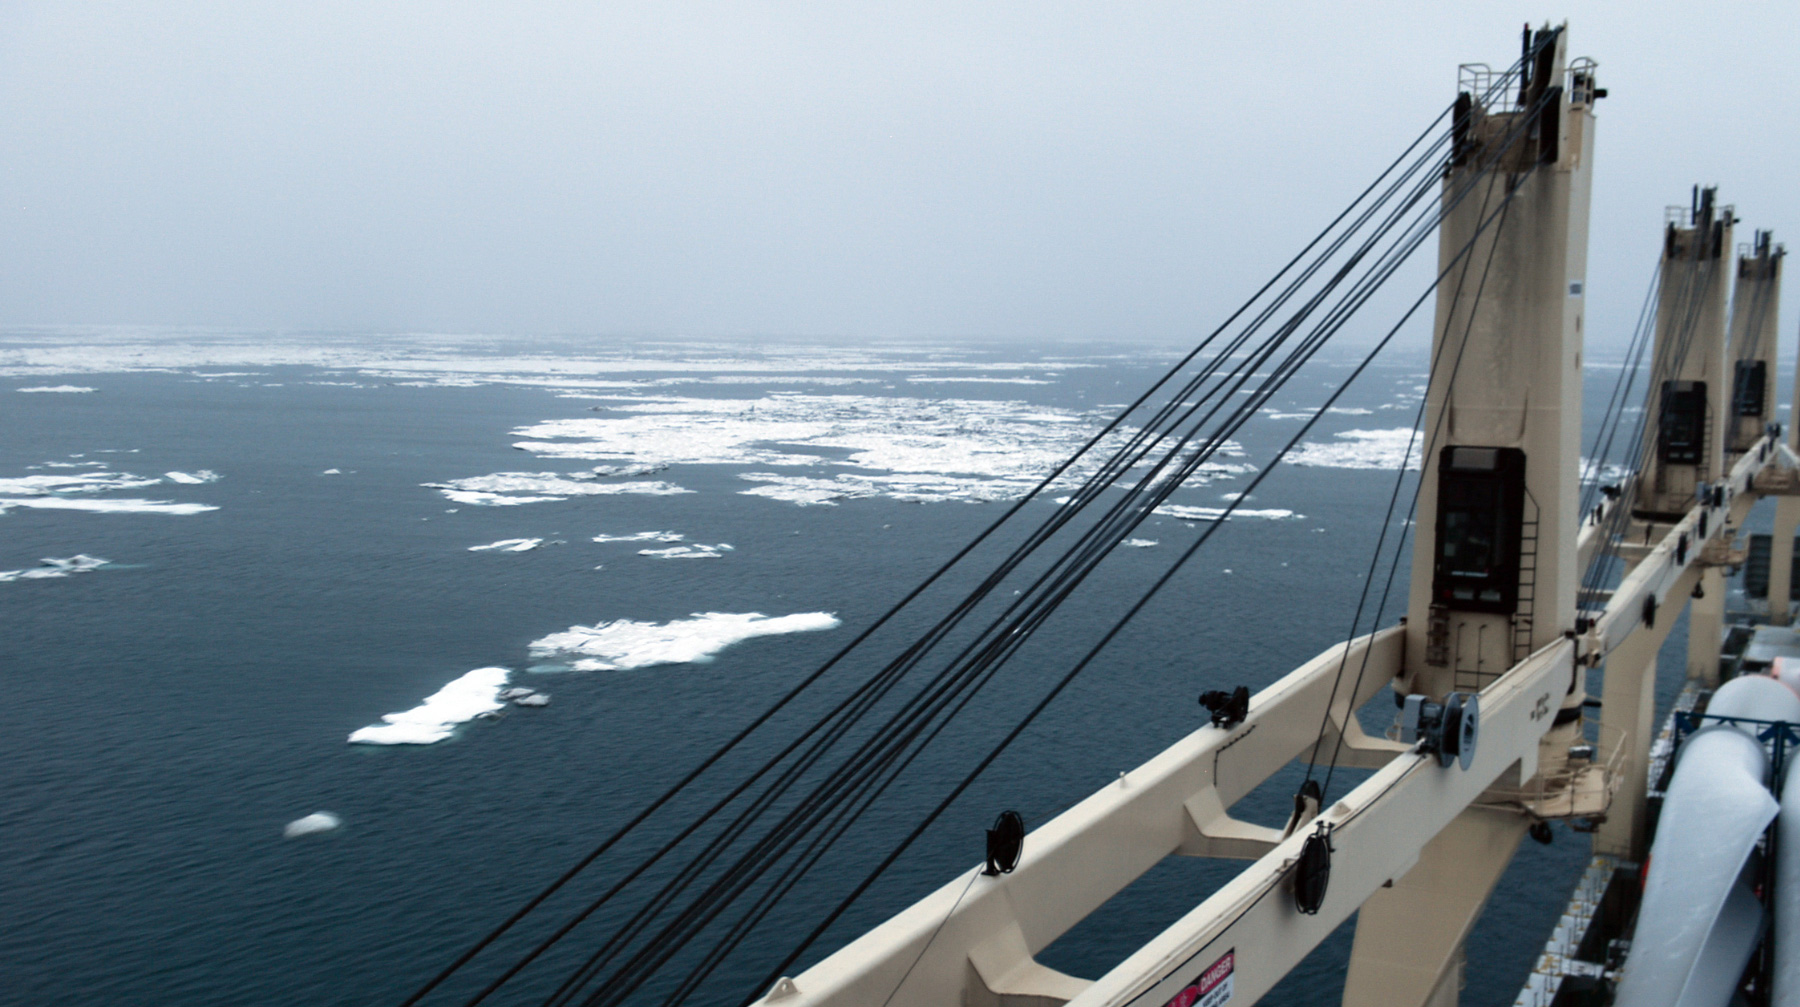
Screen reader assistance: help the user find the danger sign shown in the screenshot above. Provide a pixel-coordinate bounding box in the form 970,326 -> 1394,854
1163,949 -> 1234,1007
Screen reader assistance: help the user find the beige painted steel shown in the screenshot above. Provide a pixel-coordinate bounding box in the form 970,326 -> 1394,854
1634,197 -> 1734,517
1750,240 -> 1795,618
1074,637 -> 1574,1007
740,27 -> 1797,1007
1365,31 -> 1591,1006
1592,563 -> 1696,858
1341,807 -> 1528,1007
1687,566 -> 1727,686
1594,442 -> 1767,858
1725,236 -> 1783,456
746,628 -> 1409,1007
1401,30 -> 1591,712
744,457 -> 1779,1007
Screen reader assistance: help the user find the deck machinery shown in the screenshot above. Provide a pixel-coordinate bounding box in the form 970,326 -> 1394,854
747,24 -> 1796,1007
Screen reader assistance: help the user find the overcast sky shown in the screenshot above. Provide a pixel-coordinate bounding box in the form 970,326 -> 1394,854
2,2 -> 1795,347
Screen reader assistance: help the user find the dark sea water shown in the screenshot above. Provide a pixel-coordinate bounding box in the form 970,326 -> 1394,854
0,333 -> 1768,1006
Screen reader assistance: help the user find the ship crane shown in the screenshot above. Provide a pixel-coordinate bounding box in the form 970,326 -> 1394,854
399,23 -> 1799,1007
736,28 -> 1782,1007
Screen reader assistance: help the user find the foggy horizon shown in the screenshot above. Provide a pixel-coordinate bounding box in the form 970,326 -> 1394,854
4,2 -> 1796,349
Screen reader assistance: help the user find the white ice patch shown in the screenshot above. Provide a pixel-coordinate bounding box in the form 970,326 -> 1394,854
638,543 -> 732,559
18,385 -> 95,393
424,472 -> 691,506
904,376 -> 1053,385
508,393 -> 1219,505
736,475 -> 882,507
0,554 -> 109,582
322,468 -> 343,475
0,497 -> 216,515
347,666 -> 510,745
0,466 -> 217,515
584,463 -> 670,478
469,538 -> 544,552
1121,538 -> 1159,548
1155,505 -> 1299,522
1286,429 -> 1422,471
593,531 -> 685,543
529,612 -> 840,672
283,812 -> 342,838
162,470 -> 221,484
0,471 -> 162,495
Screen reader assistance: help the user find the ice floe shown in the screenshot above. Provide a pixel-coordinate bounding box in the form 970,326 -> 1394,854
348,666 -> 511,745
736,475 -> 883,507
1285,429 -> 1422,471
283,812 -> 342,838
0,554 -> 110,582
0,466 -> 218,516
0,472 -> 163,495
1154,505 -> 1300,522
507,393 -> 1203,505
593,531 -> 686,543
321,468 -> 343,475
1122,538 -> 1159,548
0,330 -> 1105,390
423,472 -> 691,506
162,470 -> 221,484
469,538 -> 544,552
18,385 -> 96,393
529,612 -> 840,672
0,497 -> 217,515
512,693 -> 550,707
638,543 -> 732,559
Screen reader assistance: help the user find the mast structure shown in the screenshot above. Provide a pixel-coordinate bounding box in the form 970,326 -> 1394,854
1347,24 -> 1593,1005
722,26 -> 1788,1007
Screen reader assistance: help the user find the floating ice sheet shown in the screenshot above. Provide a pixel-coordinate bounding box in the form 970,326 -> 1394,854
1154,505 -> 1299,522
0,331 -> 1083,383
593,531 -> 685,543
0,497 -> 216,515
348,667 -> 511,745
424,472 -> 690,506
1285,429 -> 1422,471
529,612 -> 840,672
507,393 -> 1229,505
0,471 -> 162,495
162,470 -> 221,485
638,543 -> 732,559
0,554 -> 109,582
469,538 -> 543,552
283,812 -> 342,838
18,385 -> 96,393
0,465 -> 218,515
1122,538 -> 1158,548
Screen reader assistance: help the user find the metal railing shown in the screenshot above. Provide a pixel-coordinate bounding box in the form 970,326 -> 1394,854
1478,722 -> 1626,819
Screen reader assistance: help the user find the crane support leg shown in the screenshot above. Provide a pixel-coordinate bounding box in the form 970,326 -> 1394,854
1593,562 -> 1699,859
1340,805 -> 1528,1007
1686,566 -> 1726,686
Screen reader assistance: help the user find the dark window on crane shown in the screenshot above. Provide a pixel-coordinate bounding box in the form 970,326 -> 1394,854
1734,360 -> 1767,418
1432,446 -> 1527,614
1658,381 -> 1706,465
1743,534 -> 1800,601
